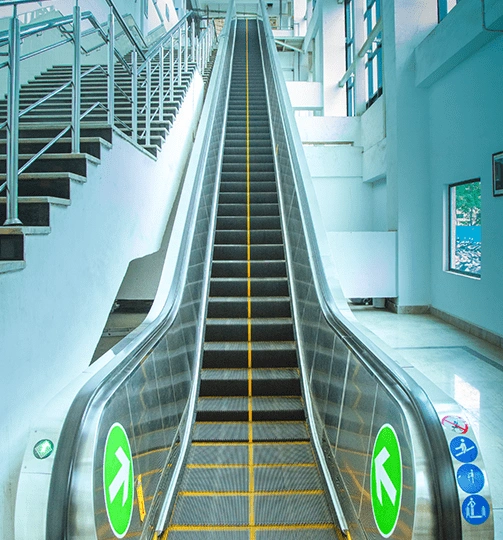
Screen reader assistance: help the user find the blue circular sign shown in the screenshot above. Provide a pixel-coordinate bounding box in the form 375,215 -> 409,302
457,464 -> 484,494
450,436 -> 478,463
462,495 -> 490,525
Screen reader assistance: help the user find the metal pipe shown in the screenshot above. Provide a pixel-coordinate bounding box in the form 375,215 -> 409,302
177,25 -> 182,85
159,46 -> 164,121
71,3 -> 81,154
191,20 -> 195,63
107,9 -> 115,126
5,5 -> 21,225
132,49 -> 138,142
146,58 -> 151,146
184,20 -> 188,72
169,36 -> 174,102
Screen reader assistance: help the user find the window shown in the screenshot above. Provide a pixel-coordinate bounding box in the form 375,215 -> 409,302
438,0 -> 460,22
448,179 -> 481,277
344,0 -> 355,116
364,0 -> 382,107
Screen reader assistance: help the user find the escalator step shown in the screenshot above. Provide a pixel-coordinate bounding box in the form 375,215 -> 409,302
209,277 -> 289,297
204,319 -> 294,341
207,297 -> 291,318
203,342 -> 297,368
212,244 -> 284,260
192,421 -> 309,442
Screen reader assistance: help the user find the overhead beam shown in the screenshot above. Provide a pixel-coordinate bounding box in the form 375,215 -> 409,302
275,39 -> 303,53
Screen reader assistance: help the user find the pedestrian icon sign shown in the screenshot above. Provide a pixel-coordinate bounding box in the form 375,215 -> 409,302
457,464 -> 484,494
103,423 -> 134,538
462,495 -> 490,525
450,436 -> 478,463
370,424 -> 403,538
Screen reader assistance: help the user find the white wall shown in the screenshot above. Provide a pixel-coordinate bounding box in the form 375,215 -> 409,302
428,36 -> 503,337
328,231 -> 397,298
0,72 -> 204,540
383,0 -> 437,308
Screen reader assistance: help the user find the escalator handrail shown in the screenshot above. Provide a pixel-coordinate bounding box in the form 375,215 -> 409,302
44,5 -> 237,540
257,2 -> 462,538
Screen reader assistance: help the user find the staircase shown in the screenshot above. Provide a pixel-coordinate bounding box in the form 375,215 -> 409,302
164,19 -> 340,539
0,36 -> 216,272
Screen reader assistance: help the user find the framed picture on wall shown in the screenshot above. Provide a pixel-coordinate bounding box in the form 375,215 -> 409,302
493,151 -> 503,196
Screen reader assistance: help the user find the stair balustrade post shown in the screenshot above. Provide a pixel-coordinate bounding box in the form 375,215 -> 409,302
71,3 -> 81,154
4,5 -> 21,225
146,59 -> 151,146
184,20 -> 188,72
159,47 -> 164,121
198,34 -> 202,73
201,32 -> 205,75
132,49 -> 138,143
203,29 -> 208,74
177,25 -> 182,85
169,36 -> 174,102
107,10 -> 115,126
191,20 -> 195,64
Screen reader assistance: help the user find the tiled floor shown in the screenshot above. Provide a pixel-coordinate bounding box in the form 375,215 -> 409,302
351,306 -> 503,539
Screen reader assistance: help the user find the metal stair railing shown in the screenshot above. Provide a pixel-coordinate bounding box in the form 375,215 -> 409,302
0,0 -> 218,226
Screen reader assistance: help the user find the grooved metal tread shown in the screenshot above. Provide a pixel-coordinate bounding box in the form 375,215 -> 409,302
165,18 -> 339,540
200,369 -> 299,381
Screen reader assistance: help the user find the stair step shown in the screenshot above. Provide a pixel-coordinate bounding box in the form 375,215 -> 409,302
0,153 -> 98,176
0,196 -> 70,226
0,137 -> 110,160
0,172 -> 86,199
0,227 -> 23,261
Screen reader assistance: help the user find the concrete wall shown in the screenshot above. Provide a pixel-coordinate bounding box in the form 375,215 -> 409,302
0,71 -> 204,540
427,36 -> 503,337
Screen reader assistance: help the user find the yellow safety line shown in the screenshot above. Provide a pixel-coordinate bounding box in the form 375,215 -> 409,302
167,524 -> 335,531
245,20 -> 256,540
191,440 -> 311,446
136,474 -> 147,522
186,462 -> 316,469
178,490 -> 325,497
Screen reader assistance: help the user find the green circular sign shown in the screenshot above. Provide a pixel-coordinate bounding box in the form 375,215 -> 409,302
371,423 -> 403,538
103,422 -> 134,538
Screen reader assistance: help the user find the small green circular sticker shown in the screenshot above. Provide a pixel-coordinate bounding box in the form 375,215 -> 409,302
33,439 -> 54,459
371,423 -> 403,538
103,423 -> 134,538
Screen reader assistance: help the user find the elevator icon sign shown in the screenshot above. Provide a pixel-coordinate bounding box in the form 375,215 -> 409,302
371,424 -> 403,538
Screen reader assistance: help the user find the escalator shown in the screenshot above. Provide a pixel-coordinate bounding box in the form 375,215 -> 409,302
165,19 -> 340,538
15,5 -> 492,540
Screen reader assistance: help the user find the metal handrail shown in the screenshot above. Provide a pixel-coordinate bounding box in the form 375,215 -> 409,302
1,0 -> 218,225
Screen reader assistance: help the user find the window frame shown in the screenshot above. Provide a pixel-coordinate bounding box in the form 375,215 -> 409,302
447,178 -> 482,279
438,0 -> 460,22
344,0 -> 356,116
364,0 -> 383,107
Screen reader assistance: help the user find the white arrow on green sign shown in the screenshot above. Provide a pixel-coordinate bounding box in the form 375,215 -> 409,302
103,422 -> 134,539
370,423 -> 403,538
